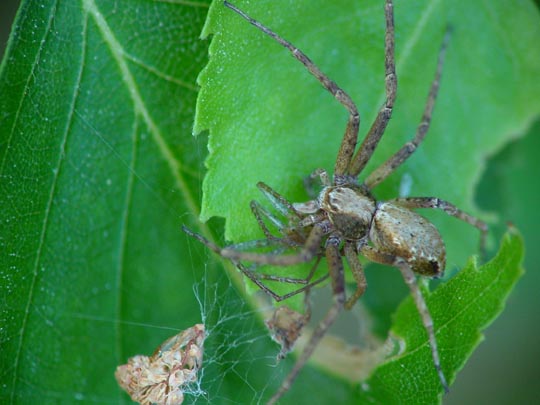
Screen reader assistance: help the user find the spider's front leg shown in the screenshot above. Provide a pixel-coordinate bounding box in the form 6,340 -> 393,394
182,225 -> 330,302
250,200 -> 286,241
343,242 -> 367,310
223,1 -> 360,179
256,181 -> 302,219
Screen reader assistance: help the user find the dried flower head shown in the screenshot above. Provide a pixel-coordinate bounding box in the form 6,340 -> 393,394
115,324 -> 205,405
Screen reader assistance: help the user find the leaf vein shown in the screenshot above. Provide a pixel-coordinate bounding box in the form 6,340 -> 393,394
83,0 -> 200,219
123,51 -> 198,92
10,0 -> 87,401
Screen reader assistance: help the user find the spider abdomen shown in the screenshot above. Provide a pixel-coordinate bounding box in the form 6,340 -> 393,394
370,202 -> 446,276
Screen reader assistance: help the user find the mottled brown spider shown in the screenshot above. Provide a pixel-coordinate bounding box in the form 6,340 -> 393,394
184,1 -> 488,403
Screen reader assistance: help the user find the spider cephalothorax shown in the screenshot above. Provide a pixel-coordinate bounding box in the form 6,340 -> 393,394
318,186 -> 376,239
184,1 -> 487,403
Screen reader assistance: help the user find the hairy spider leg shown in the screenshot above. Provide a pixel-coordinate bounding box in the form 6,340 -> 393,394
220,222 -> 328,265
389,196 -> 488,256
182,224 -> 282,254
237,255 -> 321,287
348,0 -> 397,177
182,225 -> 328,300
360,244 -> 450,393
250,200 -> 288,241
223,1 -> 360,177
343,242 -> 368,310
364,27 -> 452,189
236,260 -> 329,303
256,181 -> 302,219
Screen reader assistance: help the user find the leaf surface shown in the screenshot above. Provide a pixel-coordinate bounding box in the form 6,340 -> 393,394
0,0 -> 536,404
0,0 -> 214,402
194,0 -> 535,401
358,231 -> 524,404
196,0 -> 540,267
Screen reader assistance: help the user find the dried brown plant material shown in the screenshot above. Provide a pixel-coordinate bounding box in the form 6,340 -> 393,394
266,306 -> 308,360
115,324 -> 205,405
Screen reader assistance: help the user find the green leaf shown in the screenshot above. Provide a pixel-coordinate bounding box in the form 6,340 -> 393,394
358,230 -> 524,404
194,0 -> 536,402
0,0 -> 215,402
196,0 -> 540,268
458,119 -> 540,404
0,0 -> 535,405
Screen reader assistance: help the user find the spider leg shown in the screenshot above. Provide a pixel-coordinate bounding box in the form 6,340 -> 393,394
360,244 -> 450,393
343,242 -> 367,310
183,225 -> 282,254
183,225 -> 296,272
250,199 -> 287,241
182,225 -> 229,253
254,183 -> 315,246
348,0 -> 396,177
236,259 -> 329,303
364,26 -> 452,188
183,225 -> 329,301
268,235 -> 346,405
251,182 -> 319,243
221,222 -> 327,265
389,196 -> 488,256
242,255 -> 322,286
223,1 -> 360,178
303,168 -> 332,199
397,259 -> 449,393
243,269 -> 313,285
257,181 -> 302,219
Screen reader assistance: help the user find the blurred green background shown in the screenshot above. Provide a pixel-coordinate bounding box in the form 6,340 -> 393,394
1,1 -> 538,403
451,121 -> 540,404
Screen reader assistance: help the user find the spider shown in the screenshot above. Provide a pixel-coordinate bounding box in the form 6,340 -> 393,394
184,0 -> 488,403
